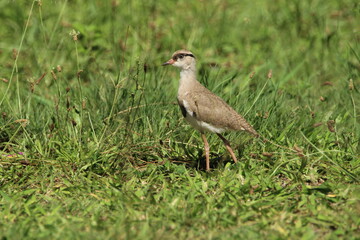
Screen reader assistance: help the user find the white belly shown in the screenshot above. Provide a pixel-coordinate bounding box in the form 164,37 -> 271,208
185,114 -> 225,133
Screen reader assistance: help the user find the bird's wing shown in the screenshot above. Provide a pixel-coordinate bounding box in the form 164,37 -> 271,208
180,90 -> 258,136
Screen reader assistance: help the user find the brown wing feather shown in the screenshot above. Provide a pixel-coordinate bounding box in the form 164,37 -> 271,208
182,88 -> 258,136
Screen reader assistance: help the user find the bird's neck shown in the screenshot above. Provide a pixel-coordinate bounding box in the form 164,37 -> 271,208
178,67 -> 197,94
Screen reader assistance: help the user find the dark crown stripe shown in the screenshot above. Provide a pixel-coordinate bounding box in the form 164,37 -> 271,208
185,53 -> 195,58
173,53 -> 195,60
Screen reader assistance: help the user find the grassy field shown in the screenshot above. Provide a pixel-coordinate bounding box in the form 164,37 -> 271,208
0,0 -> 359,239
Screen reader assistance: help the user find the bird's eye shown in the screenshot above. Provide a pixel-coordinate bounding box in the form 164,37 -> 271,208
178,54 -> 184,59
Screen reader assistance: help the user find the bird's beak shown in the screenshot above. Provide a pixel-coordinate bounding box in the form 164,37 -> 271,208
162,59 -> 175,66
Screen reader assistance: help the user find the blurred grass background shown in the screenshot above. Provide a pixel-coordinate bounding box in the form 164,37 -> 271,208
0,0 -> 359,239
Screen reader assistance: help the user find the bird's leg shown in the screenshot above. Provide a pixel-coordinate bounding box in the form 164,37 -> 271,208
201,133 -> 210,171
216,133 -> 238,163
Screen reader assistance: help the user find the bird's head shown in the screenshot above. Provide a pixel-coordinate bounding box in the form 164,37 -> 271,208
162,50 -> 196,70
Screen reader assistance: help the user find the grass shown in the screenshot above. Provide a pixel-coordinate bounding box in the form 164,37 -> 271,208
0,0 -> 359,239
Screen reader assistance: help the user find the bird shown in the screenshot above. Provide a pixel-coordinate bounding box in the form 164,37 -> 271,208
162,49 -> 259,171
